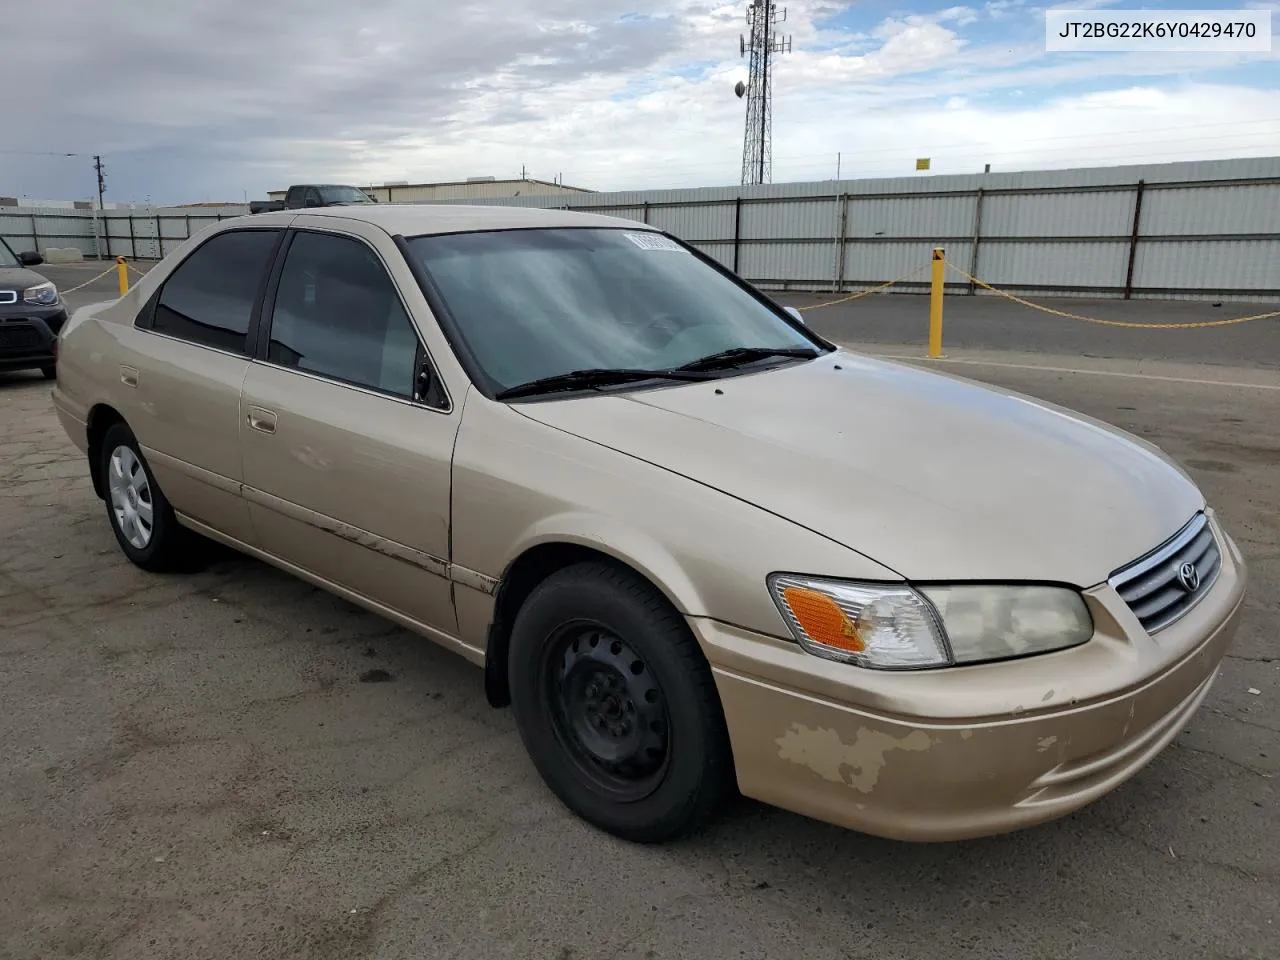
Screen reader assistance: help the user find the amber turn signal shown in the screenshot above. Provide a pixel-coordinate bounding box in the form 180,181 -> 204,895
780,586 -> 865,652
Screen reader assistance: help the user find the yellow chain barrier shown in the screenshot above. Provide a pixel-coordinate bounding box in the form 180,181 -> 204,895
796,264 -> 930,312
56,264 -> 121,296
944,259 -> 1280,330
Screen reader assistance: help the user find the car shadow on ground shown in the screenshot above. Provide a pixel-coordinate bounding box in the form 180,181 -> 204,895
0,371 -> 51,391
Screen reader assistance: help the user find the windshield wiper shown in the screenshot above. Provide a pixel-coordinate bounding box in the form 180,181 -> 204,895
495,367 -> 716,400
675,345 -> 820,372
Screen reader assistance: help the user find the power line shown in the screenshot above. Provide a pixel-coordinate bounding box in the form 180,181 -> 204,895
0,149 -> 85,158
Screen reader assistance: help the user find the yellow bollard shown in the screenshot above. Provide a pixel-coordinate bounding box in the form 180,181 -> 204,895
116,257 -> 129,296
928,247 -> 945,358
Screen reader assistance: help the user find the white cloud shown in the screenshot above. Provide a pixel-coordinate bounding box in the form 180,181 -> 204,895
0,0 -> 1274,202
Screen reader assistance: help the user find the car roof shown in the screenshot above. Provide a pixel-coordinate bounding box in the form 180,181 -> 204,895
279,203 -> 654,237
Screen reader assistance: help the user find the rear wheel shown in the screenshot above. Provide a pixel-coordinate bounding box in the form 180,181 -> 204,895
509,561 -> 733,843
100,423 -> 189,572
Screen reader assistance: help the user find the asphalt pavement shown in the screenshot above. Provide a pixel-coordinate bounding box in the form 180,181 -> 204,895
780,289 -> 1280,372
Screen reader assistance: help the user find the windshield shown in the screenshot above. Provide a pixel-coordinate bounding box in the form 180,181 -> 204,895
0,239 -> 19,268
318,185 -> 373,204
406,228 -> 823,393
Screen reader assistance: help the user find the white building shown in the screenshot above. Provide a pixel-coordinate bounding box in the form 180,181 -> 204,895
268,176 -> 593,204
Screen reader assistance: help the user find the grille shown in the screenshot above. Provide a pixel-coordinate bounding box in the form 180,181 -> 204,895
0,291 -> 17,304
1109,512 -> 1220,633
0,325 -> 43,351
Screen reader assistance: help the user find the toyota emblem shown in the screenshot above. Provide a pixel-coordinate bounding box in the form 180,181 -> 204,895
1177,561 -> 1200,592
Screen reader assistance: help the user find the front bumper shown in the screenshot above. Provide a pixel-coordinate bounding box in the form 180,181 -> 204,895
0,303 -> 67,371
692,513 -> 1248,842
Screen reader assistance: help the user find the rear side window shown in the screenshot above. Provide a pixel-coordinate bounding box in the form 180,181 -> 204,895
265,231 -> 420,398
152,230 -> 280,353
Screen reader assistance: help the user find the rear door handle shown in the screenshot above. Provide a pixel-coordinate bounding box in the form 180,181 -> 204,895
246,406 -> 277,434
120,366 -> 138,388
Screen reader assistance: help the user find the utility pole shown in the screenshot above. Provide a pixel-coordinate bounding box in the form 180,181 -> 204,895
93,155 -> 106,209
92,154 -> 107,260
735,1 -> 791,186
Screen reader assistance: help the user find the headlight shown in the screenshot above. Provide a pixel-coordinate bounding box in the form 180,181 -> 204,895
768,575 -> 1092,670
23,282 -> 58,305
921,584 -> 1092,665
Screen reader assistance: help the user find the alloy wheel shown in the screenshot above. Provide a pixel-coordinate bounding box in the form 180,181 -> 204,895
107,445 -> 154,550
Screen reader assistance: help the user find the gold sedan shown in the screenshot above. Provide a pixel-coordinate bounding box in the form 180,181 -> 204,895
50,204 -> 1246,843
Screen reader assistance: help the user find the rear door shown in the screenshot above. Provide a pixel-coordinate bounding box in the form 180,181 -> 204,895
128,226 -> 283,545
238,222 -> 460,636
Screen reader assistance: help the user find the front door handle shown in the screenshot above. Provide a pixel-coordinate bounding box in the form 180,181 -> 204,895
246,406 -> 277,435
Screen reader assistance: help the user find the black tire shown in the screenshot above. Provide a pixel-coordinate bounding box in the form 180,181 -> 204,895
508,561 -> 734,843
99,422 -> 189,572
40,365 -> 56,380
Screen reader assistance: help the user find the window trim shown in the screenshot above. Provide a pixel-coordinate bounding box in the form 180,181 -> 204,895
394,225 -> 835,401
256,226 -> 452,414
133,226 -> 286,359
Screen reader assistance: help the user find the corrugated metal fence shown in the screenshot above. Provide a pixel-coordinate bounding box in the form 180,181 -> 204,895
433,156 -> 1280,303
0,205 -> 248,262
2,157 -> 1277,302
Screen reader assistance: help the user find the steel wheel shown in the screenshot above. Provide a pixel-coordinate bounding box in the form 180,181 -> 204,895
508,561 -> 734,842
107,444 -> 154,550
545,621 -> 672,802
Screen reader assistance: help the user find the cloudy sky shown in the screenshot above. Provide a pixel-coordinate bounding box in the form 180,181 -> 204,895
2,0 -> 1276,205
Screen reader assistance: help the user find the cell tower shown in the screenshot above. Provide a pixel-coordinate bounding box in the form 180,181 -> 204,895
734,1 -> 791,186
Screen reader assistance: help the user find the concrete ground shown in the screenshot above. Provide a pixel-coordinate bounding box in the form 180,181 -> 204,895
0,265 -> 1276,959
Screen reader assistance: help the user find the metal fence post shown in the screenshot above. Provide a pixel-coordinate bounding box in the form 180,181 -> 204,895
967,187 -> 986,296
732,196 -> 743,275
831,193 -> 848,293
642,201 -> 650,225
128,214 -> 137,260
30,213 -> 39,254
154,214 -> 162,259
1124,179 -> 1145,300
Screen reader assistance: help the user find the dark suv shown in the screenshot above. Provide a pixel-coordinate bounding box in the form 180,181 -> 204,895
0,238 -> 67,380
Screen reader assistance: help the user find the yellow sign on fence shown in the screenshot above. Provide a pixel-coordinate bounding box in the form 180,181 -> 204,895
915,158 -> 931,171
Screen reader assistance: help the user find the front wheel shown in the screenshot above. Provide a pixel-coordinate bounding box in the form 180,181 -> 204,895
508,561 -> 734,843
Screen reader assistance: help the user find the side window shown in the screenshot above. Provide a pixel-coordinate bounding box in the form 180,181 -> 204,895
266,231 -> 423,399
152,230 -> 279,353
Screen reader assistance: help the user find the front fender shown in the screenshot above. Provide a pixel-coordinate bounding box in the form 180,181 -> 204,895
450,396 -> 899,646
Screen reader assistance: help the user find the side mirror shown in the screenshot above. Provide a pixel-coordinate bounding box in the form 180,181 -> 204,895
783,305 -> 805,323
18,251 -> 43,267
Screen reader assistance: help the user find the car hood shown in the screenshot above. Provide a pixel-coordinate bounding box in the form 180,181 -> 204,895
512,350 -> 1204,586
0,266 -> 49,292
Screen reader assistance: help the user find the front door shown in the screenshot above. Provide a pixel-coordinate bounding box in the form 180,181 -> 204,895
238,225 -> 460,637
